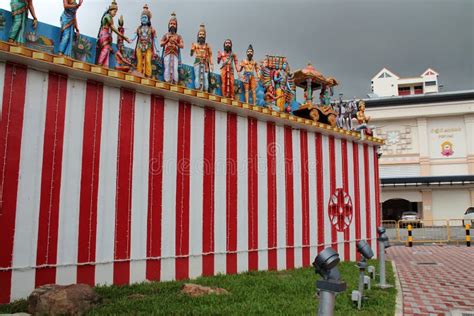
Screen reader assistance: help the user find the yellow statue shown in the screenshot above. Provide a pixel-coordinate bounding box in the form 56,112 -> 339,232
132,4 -> 159,78
356,100 -> 370,124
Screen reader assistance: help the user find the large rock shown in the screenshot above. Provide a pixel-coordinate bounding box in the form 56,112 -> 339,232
27,284 -> 100,316
181,283 -> 229,297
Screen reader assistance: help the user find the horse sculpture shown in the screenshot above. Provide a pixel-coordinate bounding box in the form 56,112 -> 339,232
336,99 -> 358,130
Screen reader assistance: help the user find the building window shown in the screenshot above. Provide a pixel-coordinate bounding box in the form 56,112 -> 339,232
414,86 -> 423,94
398,86 -> 411,96
378,72 -> 392,79
425,81 -> 437,86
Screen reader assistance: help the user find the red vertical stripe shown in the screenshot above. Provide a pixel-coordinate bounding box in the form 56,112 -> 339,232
364,144 -> 372,247
175,102 -> 191,280
175,101 -> 191,280
373,147 -> 381,254
341,139 -> 350,260
353,143 -> 361,260
35,73 -> 68,288
300,131 -> 310,267
77,81 -> 103,285
146,95 -> 164,281
226,113 -> 238,274
248,118 -> 258,271
284,126 -> 294,269
0,64 -> 27,303
266,123 -> 277,270
113,89 -> 135,285
202,108 -> 216,276
328,136 -> 337,251
315,133 -> 324,253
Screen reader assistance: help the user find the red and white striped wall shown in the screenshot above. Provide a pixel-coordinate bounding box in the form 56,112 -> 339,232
0,62 -> 381,303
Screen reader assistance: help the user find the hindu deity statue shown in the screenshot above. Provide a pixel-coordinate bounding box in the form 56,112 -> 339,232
356,100 -> 373,136
8,0 -> 38,45
132,4 -> 159,78
114,15 -> 133,72
96,0 -> 129,67
238,45 -> 259,104
260,55 -> 295,112
320,78 -> 336,105
160,12 -> 184,84
58,0 -> 83,56
356,100 -> 370,125
217,39 -> 239,99
190,24 -> 213,92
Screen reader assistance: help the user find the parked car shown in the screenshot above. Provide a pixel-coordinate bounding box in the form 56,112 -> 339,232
399,211 -> 422,228
462,207 -> 474,226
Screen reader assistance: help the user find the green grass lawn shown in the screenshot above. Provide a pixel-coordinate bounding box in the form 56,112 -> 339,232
0,260 -> 396,315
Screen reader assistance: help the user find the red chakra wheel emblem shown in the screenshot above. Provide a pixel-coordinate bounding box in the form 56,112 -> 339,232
328,188 -> 353,232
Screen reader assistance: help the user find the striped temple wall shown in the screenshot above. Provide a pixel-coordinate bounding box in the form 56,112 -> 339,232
0,61 -> 381,303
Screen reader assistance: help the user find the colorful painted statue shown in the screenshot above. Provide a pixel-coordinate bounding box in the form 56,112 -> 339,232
58,0 -> 83,56
190,24 -> 213,91
356,100 -> 370,124
8,0 -> 38,44
320,83 -> 333,105
132,5 -> 159,78
238,45 -> 259,104
217,39 -> 239,99
160,12 -> 184,84
115,15 -> 133,72
260,55 -> 295,111
356,100 -> 373,136
96,0 -> 129,67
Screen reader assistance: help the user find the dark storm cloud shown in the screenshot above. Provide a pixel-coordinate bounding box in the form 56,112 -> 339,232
2,0 -> 472,97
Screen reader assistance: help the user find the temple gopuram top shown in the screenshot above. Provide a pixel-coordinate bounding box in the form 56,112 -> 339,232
0,3 -> 383,144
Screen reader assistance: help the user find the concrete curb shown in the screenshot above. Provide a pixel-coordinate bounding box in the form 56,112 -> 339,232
391,260 -> 404,316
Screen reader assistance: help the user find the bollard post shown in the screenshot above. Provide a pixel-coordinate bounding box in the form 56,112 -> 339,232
407,224 -> 413,247
466,224 -> 471,247
377,227 -> 393,289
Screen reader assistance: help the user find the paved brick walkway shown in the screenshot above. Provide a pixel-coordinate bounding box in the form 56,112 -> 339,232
387,245 -> 474,316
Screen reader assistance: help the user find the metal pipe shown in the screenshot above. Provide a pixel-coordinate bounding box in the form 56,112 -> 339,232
318,290 -> 336,316
378,239 -> 386,287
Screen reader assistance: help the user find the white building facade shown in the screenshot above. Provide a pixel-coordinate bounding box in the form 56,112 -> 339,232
366,91 -> 474,221
371,68 -> 439,97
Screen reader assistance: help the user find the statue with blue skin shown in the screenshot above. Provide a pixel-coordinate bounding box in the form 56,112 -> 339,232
130,5 -> 159,78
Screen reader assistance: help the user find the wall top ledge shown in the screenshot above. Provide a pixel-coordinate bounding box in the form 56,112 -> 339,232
0,42 -> 384,146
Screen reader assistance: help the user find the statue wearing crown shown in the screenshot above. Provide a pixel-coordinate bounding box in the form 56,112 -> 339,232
160,12 -> 184,84
238,45 -> 259,104
114,15 -> 133,72
190,24 -> 213,92
131,4 -> 159,78
96,0 -> 129,67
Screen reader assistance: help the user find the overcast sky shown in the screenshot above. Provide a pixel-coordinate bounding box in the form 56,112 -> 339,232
1,0 -> 473,97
